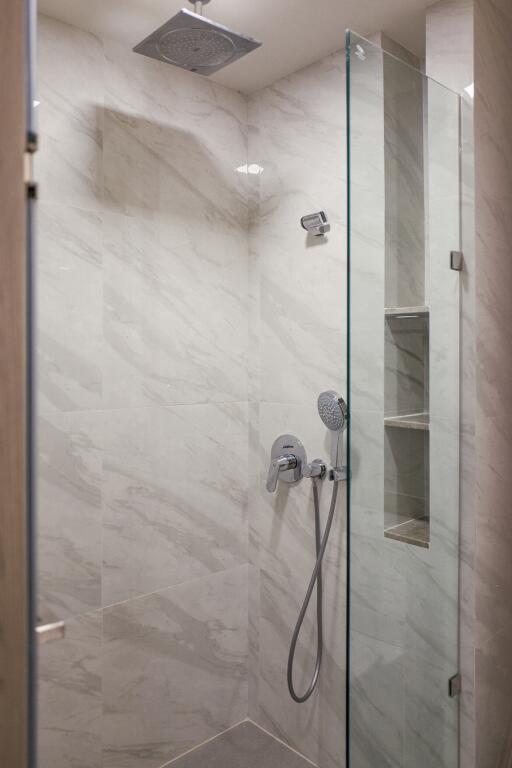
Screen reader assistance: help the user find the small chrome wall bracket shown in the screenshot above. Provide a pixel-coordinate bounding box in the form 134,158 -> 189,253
329,466 -> 349,482
448,673 -> 462,698
301,211 -> 330,236
450,251 -> 463,271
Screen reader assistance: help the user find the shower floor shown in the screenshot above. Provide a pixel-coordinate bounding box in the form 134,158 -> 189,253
167,720 -> 315,768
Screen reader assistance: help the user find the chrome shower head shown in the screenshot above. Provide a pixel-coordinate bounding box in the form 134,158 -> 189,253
318,391 -> 347,432
317,391 -> 347,469
133,1 -> 262,77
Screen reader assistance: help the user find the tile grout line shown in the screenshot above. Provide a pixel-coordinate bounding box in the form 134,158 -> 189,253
101,562 -> 250,613
42,563 -> 251,626
245,719 -> 319,767
157,718 -> 248,767
157,718 -> 318,768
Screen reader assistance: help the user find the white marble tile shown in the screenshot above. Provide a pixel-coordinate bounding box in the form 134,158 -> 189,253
347,41 -> 386,416
475,628 -> 512,768
37,203 -> 103,414
385,426 -> 429,501
349,630 -> 404,768
348,409 -> 385,512
104,36 -> 248,189
102,566 -> 249,768
255,229 -> 346,406
101,211 -> 248,409
383,53 -> 425,309
404,655 -> 458,768
426,5 -> 475,764
252,52 -> 346,208
36,16 -> 104,209
473,15 -> 512,754
38,411 -> 103,619
350,505 -> 407,649
248,55 -> 346,408
38,611 -> 102,768
403,544 -> 458,675
426,0 -> 474,94
247,564 -> 261,721
102,402 -> 248,605
255,569 -> 346,768
102,37 -> 248,232
385,315 -> 428,417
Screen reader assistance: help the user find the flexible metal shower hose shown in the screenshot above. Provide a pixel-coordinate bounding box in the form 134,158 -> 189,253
287,478 -> 339,703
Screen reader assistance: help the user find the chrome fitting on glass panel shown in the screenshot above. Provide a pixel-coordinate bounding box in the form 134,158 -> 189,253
329,466 -> 349,482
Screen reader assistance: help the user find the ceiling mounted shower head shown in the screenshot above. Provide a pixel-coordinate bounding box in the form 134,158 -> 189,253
133,1 -> 262,77
317,390 -> 347,469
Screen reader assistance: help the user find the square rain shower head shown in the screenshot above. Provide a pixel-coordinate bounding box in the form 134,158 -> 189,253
133,8 -> 262,76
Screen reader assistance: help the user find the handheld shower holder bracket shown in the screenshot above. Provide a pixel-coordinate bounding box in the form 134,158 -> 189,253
329,466 -> 349,482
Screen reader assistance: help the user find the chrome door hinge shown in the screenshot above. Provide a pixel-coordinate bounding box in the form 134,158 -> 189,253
27,131 -> 39,154
448,673 -> 461,697
24,150 -> 37,200
450,251 -> 463,271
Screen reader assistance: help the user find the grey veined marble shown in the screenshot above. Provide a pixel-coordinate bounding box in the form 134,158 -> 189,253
102,566 -> 249,768
102,402 -> 248,605
38,612 -> 102,768
38,410 -> 103,619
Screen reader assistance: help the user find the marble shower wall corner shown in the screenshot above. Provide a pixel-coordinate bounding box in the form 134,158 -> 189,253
246,47 -> 348,768
37,14 -> 251,768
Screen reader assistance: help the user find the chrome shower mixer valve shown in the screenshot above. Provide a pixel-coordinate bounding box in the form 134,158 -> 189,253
265,390 -> 348,703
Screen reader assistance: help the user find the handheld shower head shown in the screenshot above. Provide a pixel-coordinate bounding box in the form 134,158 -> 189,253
317,390 -> 347,469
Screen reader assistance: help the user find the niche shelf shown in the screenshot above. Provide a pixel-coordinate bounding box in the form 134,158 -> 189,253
385,305 -> 429,318
384,412 -> 429,431
384,516 -> 430,548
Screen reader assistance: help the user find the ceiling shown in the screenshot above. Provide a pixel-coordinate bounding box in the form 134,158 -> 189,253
38,0 -> 432,93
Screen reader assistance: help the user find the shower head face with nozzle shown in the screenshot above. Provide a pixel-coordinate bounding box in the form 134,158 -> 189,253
317,390 -> 347,470
317,391 -> 347,432
133,8 -> 262,76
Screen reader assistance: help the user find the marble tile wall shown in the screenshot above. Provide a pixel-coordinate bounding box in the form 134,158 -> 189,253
382,38 -> 425,310
36,14 -> 250,768
473,0 -> 512,766
425,3 -> 475,766
36,9 -> 478,768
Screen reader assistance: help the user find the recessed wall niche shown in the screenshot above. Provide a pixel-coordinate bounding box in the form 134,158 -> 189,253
381,40 -> 430,548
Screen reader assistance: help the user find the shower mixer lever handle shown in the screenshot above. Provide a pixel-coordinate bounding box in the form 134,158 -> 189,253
266,454 -> 298,493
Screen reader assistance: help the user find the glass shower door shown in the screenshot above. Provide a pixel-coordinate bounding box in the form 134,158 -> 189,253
346,31 -> 461,768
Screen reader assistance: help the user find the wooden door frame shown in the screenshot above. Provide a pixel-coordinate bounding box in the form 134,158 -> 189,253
0,0 -> 30,766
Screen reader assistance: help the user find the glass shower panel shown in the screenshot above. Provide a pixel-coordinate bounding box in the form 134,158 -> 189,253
346,31 -> 461,768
